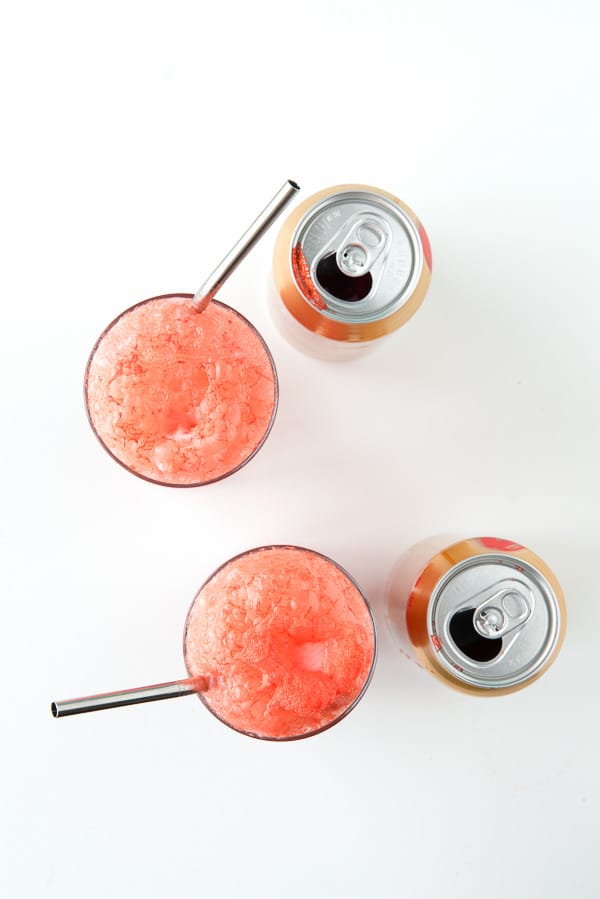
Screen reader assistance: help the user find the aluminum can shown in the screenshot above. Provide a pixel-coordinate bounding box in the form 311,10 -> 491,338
272,184 -> 432,356
386,536 -> 566,695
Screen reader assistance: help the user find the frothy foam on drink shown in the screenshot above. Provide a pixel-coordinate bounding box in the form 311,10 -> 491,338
184,547 -> 375,739
86,296 -> 276,484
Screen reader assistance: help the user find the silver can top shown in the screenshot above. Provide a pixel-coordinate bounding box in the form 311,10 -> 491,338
429,554 -> 563,689
292,189 -> 424,323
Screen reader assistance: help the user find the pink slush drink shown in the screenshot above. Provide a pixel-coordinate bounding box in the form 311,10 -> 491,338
184,546 -> 376,740
85,294 -> 277,486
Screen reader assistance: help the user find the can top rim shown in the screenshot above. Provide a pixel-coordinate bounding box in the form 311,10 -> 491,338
428,554 -> 562,689
291,189 -> 424,324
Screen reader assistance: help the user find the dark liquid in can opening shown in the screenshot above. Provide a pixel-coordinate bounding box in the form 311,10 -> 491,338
315,253 -> 372,302
449,609 -> 502,663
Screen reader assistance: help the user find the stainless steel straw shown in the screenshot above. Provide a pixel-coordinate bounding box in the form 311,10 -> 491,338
51,676 -> 208,718
54,181 -> 301,718
192,179 -> 300,311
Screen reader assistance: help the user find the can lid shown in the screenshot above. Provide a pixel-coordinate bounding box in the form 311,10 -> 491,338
292,189 -> 424,323
429,554 -> 562,689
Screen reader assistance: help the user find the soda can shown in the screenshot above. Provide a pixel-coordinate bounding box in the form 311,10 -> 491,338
386,536 -> 566,696
271,184 -> 432,358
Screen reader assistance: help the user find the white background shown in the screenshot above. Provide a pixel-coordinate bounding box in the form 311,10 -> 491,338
1,2 -> 599,897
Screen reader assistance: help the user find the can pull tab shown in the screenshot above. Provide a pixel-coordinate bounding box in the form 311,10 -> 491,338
336,217 -> 390,277
472,582 -> 534,639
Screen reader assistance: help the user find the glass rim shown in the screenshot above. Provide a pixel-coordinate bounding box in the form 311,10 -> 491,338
84,293 -> 279,488
182,544 -> 378,742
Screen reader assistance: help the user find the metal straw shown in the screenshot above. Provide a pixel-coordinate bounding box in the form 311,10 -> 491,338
192,179 -> 300,311
51,676 -> 208,718
54,182 -> 301,719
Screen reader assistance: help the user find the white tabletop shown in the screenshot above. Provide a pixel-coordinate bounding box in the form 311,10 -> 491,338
2,2 -> 599,897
